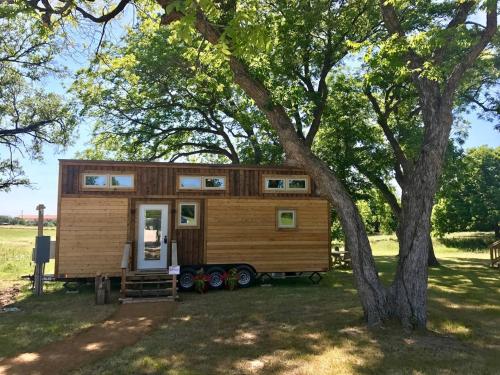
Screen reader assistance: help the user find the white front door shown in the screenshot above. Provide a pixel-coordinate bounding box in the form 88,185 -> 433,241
137,204 -> 169,270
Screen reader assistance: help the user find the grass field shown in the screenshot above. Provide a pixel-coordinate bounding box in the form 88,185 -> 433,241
0,226 -> 116,360
0,227 -> 499,374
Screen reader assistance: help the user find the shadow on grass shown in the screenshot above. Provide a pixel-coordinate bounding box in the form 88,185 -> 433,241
0,282 -> 117,360
71,256 -> 500,375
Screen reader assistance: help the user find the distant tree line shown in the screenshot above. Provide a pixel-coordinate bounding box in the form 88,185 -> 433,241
0,215 -> 56,227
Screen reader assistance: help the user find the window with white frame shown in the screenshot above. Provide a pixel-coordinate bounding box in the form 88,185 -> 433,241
82,173 -> 135,190
178,202 -> 199,228
82,174 -> 108,188
277,209 -> 297,229
287,177 -> 308,191
264,175 -> 309,193
178,176 -> 202,190
110,174 -> 134,189
178,175 -> 227,191
203,176 -> 226,190
264,177 -> 286,191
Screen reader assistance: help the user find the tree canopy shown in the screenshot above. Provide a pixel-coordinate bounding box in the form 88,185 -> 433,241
0,4 -> 76,191
434,146 -> 500,238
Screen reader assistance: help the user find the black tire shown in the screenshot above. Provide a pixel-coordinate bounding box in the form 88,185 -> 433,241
207,266 -> 226,289
179,268 -> 196,291
236,265 -> 255,288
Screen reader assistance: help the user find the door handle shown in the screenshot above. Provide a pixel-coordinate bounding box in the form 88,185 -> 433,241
163,235 -> 168,244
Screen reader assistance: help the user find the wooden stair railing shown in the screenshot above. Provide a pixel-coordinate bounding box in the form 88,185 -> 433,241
171,240 -> 178,300
490,240 -> 500,268
120,242 -> 132,298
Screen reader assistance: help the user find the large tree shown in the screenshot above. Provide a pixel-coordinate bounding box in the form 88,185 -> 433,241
0,4 -> 76,191
73,22 -> 282,164
25,0 -> 498,329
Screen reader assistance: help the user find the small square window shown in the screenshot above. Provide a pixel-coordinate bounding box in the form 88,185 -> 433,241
110,174 -> 134,189
178,202 -> 199,228
83,174 -> 108,188
277,209 -> 297,229
203,176 -> 226,190
179,176 -> 202,190
265,177 -> 286,191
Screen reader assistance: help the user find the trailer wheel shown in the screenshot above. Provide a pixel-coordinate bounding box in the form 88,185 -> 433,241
207,266 -> 225,289
236,265 -> 255,288
179,268 -> 196,290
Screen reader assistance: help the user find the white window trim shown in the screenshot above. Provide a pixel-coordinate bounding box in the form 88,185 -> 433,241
178,175 -> 203,190
263,175 -> 310,193
202,176 -> 226,190
177,201 -> 200,228
109,174 -> 135,189
277,208 -> 297,229
82,173 -> 109,189
264,176 -> 286,191
286,177 -> 309,192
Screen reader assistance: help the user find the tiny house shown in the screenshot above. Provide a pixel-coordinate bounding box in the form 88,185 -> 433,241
55,160 -> 331,290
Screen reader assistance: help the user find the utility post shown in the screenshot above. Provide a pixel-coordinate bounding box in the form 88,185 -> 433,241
34,204 -> 47,296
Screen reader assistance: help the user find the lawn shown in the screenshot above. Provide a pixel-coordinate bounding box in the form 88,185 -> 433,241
0,227 -> 499,374
0,226 -> 116,360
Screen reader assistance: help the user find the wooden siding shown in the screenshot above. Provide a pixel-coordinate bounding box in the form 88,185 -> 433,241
60,160 -> 320,198
57,197 -> 129,277
206,199 -> 330,272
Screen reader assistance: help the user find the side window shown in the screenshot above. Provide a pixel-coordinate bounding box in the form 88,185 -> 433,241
263,175 -> 310,193
264,177 -> 286,191
179,176 -> 202,190
178,202 -> 199,228
277,209 -> 297,229
110,174 -> 134,189
82,174 -> 108,188
203,176 -> 226,190
287,177 -> 308,191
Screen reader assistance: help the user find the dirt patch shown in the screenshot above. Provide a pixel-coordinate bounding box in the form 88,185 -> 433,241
0,284 -> 21,308
0,301 -> 177,375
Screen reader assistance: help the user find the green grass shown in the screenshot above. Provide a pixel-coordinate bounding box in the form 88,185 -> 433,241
0,226 -> 56,288
71,232 -> 499,375
1,227 -> 499,374
0,226 -> 116,359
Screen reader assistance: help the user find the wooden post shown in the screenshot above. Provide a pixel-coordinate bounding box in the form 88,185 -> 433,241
95,274 -> 105,305
34,204 -> 46,296
104,275 -> 111,304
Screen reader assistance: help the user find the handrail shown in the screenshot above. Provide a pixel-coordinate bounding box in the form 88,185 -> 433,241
171,240 -> 178,266
120,242 -> 132,297
121,242 -> 131,269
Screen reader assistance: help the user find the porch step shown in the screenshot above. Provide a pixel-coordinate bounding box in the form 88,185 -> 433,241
119,296 -> 177,304
122,270 -> 176,300
125,280 -> 172,285
124,288 -> 173,297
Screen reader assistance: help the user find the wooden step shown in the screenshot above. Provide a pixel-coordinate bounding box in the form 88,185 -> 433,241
125,280 -> 172,285
124,288 -> 173,297
127,271 -> 170,276
119,296 -> 178,304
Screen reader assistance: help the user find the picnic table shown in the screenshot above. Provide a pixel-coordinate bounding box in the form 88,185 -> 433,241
331,248 -> 351,269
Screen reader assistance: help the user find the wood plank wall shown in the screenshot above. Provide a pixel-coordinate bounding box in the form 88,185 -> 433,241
206,199 -> 330,272
60,161 -> 319,198
58,161 -> 329,275
57,197 -> 129,277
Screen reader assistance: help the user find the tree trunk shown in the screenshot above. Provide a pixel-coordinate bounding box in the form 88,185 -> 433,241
389,102 -> 453,329
390,188 -> 432,329
494,222 -> 499,239
427,237 -> 440,267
